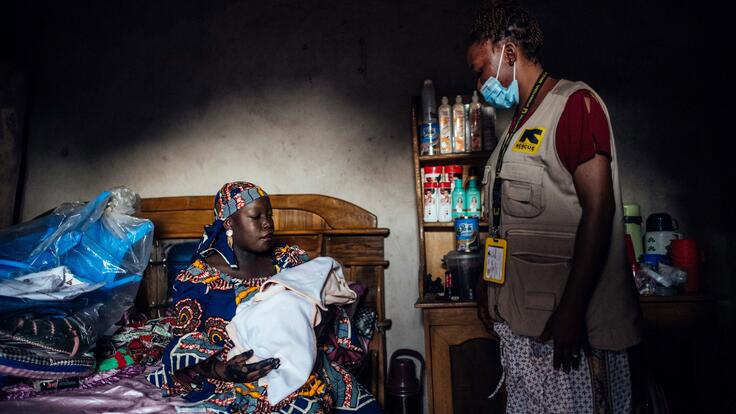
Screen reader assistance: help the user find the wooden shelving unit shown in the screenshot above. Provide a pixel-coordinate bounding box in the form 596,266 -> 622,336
410,98 -> 493,302
411,96 -> 502,414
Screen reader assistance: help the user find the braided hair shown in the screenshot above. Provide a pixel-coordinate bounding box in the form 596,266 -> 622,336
468,1 -> 544,62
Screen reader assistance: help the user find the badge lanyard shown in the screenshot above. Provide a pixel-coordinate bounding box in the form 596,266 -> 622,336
490,70 -> 549,237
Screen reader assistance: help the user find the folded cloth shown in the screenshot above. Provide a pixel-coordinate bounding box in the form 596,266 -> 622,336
225,257 -> 356,405
97,348 -> 134,372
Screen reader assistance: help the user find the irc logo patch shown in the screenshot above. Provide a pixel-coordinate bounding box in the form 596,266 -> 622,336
512,127 -> 546,154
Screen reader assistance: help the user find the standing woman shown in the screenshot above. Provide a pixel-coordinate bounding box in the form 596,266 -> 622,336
148,182 -> 380,413
469,2 -> 642,413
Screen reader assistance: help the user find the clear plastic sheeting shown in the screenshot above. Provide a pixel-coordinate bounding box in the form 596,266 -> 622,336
0,266 -> 105,301
0,187 -> 153,367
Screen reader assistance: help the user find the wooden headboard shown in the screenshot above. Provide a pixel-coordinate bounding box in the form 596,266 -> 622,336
136,194 -> 390,404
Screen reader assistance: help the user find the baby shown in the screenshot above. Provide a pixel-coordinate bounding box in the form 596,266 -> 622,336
225,256 -> 356,405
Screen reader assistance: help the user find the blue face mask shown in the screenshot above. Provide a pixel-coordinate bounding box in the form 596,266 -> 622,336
480,44 -> 519,109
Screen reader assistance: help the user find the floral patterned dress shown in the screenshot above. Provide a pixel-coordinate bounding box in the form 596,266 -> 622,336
148,244 -> 380,413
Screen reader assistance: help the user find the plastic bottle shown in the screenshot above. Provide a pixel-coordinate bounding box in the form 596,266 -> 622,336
452,95 -> 465,153
420,80 -> 439,156
451,178 -> 466,219
423,182 -> 439,222
445,271 -> 459,302
482,104 -> 497,151
445,165 -> 463,192
465,177 -> 481,218
438,181 -> 452,222
469,91 -> 483,152
438,96 -> 453,154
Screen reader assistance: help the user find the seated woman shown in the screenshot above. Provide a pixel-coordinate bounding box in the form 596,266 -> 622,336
148,182 -> 380,413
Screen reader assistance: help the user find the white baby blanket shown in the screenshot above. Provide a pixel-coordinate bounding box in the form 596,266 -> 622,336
225,256 -> 356,405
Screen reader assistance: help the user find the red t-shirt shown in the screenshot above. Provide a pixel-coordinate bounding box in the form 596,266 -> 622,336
510,89 -> 611,174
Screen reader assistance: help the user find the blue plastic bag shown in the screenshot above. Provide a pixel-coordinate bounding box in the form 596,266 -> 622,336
0,187 -> 153,359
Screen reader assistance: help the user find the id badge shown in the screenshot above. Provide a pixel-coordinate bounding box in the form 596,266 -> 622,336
483,237 -> 507,284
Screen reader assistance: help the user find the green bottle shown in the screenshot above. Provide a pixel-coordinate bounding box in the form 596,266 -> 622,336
451,178 -> 466,219
465,177 -> 481,218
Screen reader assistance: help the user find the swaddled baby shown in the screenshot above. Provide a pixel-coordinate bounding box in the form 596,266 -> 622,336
225,256 -> 356,405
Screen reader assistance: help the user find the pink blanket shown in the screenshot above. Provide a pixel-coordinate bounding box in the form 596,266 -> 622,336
0,372 -> 188,414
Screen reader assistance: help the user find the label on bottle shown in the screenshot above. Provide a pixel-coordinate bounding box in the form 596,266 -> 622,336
466,193 -> 481,218
455,217 -> 479,251
452,107 -> 465,153
452,192 -> 465,219
438,183 -> 452,222
439,107 -> 452,154
420,122 -> 439,156
423,182 -> 439,222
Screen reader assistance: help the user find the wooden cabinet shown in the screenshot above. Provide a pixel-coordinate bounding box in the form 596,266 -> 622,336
419,299 -> 504,414
638,295 -> 718,413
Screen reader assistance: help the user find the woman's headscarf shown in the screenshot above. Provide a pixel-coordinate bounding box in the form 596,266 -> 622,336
194,181 -> 268,268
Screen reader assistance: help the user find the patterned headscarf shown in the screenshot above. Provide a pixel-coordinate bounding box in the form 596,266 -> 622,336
194,181 -> 268,268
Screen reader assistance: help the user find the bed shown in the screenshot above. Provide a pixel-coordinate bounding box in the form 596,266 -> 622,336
0,193 -> 390,412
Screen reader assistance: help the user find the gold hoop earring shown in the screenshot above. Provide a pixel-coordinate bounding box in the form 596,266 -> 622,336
226,229 -> 234,249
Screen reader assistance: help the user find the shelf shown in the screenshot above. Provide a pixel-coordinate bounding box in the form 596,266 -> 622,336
638,294 -> 713,303
416,293 -> 713,309
415,294 -> 478,309
423,221 -> 489,229
418,152 -> 492,166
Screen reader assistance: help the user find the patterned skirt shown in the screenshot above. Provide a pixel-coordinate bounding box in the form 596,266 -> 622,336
493,323 -> 632,414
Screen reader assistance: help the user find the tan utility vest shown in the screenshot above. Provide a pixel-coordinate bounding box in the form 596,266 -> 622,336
482,79 -> 642,351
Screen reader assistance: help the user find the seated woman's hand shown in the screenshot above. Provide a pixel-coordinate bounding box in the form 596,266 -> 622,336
222,350 -> 281,382
174,349 -> 280,392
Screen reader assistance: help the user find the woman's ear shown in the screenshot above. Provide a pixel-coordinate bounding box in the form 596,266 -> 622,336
504,43 -> 518,66
223,217 -> 232,230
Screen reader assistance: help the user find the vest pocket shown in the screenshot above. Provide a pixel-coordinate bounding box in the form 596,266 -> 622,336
496,229 -> 575,337
499,163 -> 545,218
506,255 -> 570,336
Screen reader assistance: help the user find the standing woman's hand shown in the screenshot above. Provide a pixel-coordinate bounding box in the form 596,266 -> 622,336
538,304 -> 590,373
174,349 -> 280,392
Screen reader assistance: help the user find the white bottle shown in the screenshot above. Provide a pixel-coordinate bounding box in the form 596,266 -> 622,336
438,96 -> 453,154
423,182 -> 439,222
469,91 -> 483,152
452,95 -> 465,153
438,182 -> 452,222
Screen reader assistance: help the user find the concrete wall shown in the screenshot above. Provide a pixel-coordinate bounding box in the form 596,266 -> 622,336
0,62 -> 27,227
7,0 -> 733,397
